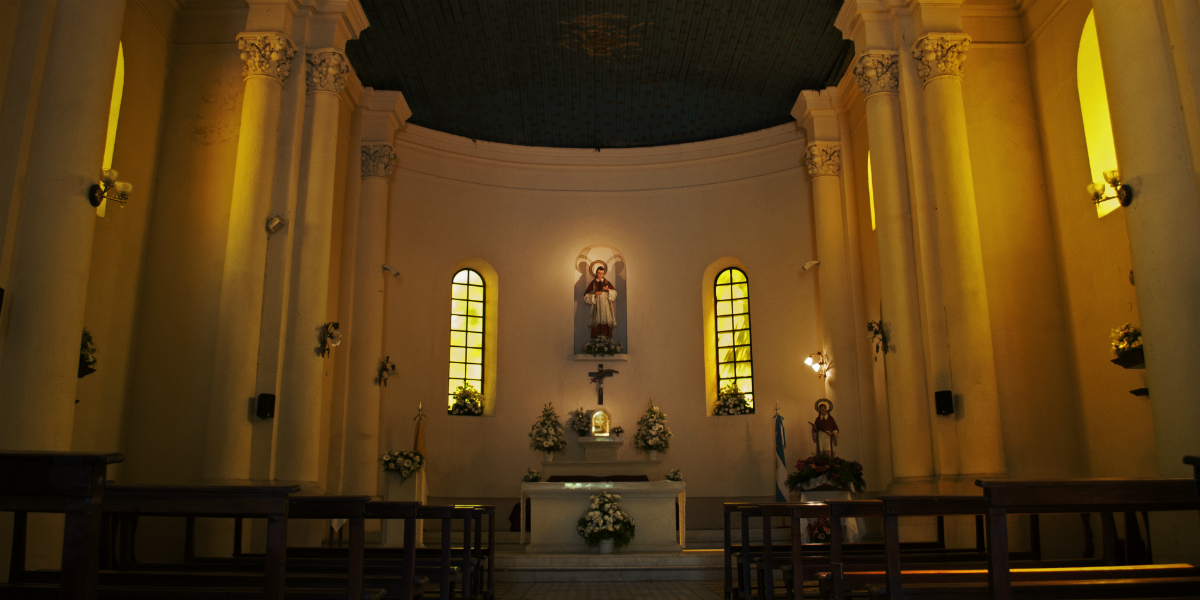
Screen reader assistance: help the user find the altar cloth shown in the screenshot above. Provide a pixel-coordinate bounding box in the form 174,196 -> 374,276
520,480 -> 686,553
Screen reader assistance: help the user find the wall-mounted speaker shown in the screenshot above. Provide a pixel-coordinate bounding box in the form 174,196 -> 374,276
256,393 -> 275,419
935,390 -> 954,416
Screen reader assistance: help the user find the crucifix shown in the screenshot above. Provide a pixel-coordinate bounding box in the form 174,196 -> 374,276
588,364 -> 619,405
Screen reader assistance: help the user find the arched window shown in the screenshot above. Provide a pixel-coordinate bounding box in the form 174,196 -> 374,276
448,268 -> 485,411
1077,11 -> 1120,218
98,42 -> 124,217
714,267 -> 754,411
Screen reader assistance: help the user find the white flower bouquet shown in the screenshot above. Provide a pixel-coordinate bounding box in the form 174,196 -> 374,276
567,407 -> 591,436
665,469 -> 683,481
449,384 -> 485,416
380,450 -> 424,483
528,403 -> 567,453
522,468 -> 542,482
633,400 -> 672,454
576,491 -> 636,547
582,335 -> 623,356
713,383 -> 753,415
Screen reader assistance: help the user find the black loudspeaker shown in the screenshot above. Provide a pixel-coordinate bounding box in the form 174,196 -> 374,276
256,393 -> 276,419
935,390 -> 954,416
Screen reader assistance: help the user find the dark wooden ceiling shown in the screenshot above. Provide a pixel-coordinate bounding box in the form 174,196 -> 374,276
346,0 -> 852,149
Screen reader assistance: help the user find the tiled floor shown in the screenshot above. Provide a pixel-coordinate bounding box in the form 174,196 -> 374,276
497,581 -> 725,599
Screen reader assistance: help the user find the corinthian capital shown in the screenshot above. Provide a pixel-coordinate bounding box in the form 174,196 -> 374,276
853,51 -> 899,96
804,143 -> 841,178
912,33 -> 971,83
237,32 -> 296,82
361,144 -> 397,179
306,50 -> 351,95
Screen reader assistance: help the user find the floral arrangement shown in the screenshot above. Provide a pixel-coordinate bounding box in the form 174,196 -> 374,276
567,407 -> 592,436
378,356 -> 397,386
611,426 -> 624,437
665,469 -> 683,481
528,403 -> 567,454
78,328 -> 98,379
582,335 -> 623,356
785,454 -> 866,494
866,320 -> 889,359
806,517 -> 833,543
576,492 -> 636,547
380,450 -> 424,483
713,383 -> 752,416
634,400 -> 672,453
1110,323 -> 1142,358
522,468 -> 542,483
449,384 -> 485,416
319,322 -> 341,357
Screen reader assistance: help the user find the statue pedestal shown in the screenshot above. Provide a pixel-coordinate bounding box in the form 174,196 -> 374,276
382,469 -> 426,548
798,487 -> 863,543
578,436 -> 623,461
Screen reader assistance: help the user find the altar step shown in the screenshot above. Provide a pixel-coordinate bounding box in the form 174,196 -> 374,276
493,549 -> 724,582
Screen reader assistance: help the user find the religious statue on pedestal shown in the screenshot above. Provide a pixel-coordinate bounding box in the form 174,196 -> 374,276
583,261 -> 618,339
811,398 -> 839,458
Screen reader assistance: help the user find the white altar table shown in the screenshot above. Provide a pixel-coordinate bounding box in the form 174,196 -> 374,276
520,481 -> 685,553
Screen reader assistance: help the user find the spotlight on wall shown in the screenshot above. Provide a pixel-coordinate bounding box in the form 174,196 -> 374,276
1088,168 -> 1133,207
804,351 -> 832,380
802,260 -> 820,272
88,169 -> 132,208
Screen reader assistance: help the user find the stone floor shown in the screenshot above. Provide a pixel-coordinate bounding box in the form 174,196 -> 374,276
496,581 -> 724,599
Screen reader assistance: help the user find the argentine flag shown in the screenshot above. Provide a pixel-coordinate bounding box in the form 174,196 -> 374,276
774,412 -> 788,502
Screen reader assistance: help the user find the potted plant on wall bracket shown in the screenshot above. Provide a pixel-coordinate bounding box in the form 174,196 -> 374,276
866,320 -> 890,360
78,328 -> 98,378
1110,323 -> 1144,369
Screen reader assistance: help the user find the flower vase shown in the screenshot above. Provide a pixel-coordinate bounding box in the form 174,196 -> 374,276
599,539 -> 615,554
647,450 -> 657,461
543,451 -> 553,462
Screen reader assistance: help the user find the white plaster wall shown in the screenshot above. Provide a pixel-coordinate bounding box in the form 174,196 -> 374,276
376,123 -> 874,510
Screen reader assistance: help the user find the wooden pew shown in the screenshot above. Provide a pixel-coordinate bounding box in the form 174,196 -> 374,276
1,451 -> 123,600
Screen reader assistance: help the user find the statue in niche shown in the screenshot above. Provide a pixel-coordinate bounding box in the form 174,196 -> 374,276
583,261 -> 618,339
811,399 -> 839,458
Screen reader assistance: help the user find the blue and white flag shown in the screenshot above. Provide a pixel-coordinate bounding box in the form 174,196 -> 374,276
774,412 -> 788,502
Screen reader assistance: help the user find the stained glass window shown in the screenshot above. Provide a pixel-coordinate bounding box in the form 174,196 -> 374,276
715,267 -> 754,410
448,269 -> 485,410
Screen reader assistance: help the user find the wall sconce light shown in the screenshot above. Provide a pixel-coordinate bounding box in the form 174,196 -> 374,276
1088,168 -> 1133,207
88,169 -> 132,208
804,351 -> 832,380
266,215 -> 287,233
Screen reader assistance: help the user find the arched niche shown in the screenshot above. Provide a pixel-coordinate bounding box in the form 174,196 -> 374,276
573,245 -> 628,356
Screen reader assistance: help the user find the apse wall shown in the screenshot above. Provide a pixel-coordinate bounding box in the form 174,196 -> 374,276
379,123 -> 861,522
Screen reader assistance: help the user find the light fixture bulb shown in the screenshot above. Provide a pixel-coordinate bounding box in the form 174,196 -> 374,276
1087,182 -> 1106,199
116,181 -> 132,194
1103,168 -> 1121,186
811,363 -> 821,372
804,357 -> 813,366
101,169 -> 118,184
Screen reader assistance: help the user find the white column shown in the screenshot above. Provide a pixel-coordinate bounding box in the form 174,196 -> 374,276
0,0 -> 125,450
796,89 -> 864,462
853,50 -> 935,482
912,32 -> 1005,476
341,89 -> 409,497
273,48 -> 352,488
203,31 -> 296,483
1094,1 -> 1200,476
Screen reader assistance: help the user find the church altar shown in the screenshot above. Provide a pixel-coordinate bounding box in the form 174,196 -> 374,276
520,480 -> 686,553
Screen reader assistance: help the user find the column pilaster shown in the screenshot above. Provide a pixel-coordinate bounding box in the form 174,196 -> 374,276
796,89 -> 866,465
1093,1 -> 1200,477
852,49 -> 935,482
911,31 -> 1005,476
0,0 -> 126,450
272,47 -> 352,490
203,29 -> 296,483
341,89 -> 409,498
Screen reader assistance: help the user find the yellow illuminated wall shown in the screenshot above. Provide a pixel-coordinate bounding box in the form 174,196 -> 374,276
714,267 -> 753,410
1077,12 -> 1120,218
448,268 -> 485,409
867,151 -> 876,230
98,43 -> 124,217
